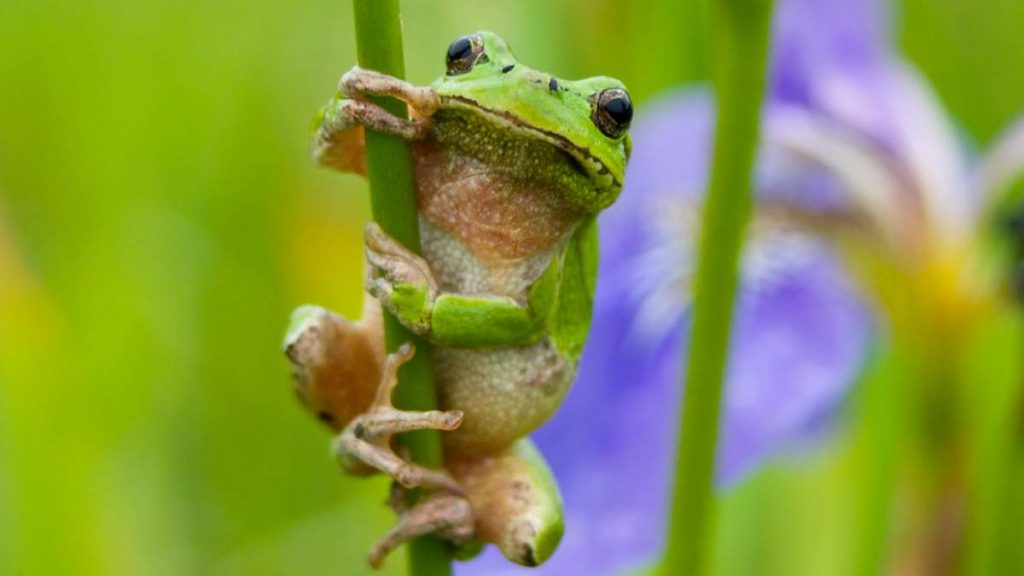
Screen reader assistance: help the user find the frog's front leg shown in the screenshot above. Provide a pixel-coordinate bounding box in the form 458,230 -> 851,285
365,223 -> 553,347
313,67 -> 439,173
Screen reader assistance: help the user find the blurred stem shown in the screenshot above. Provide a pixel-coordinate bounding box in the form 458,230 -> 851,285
851,344 -> 902,576
961,310 -> 1023,576
988,286 -> 1024,575
351,2 -> 451,575
661,1 -> 774,575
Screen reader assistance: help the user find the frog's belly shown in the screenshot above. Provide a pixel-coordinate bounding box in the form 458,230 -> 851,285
435,339 -> 574,455
417,217 -> 574,454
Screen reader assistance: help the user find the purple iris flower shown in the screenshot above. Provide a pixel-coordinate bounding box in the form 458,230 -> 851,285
459,0 -> 1024,573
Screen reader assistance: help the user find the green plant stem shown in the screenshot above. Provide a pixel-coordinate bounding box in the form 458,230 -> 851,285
351,2 -> 451,574
661,1 -> 774,575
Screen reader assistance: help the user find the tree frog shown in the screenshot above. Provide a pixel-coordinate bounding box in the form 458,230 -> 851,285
284,31 -> 632,568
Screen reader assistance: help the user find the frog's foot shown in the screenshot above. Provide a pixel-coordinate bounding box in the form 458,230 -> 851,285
335,342 -> 463,491
313,67 -> 438,173
363,223 -> 439,335
368,491 -> 475,569
338,66 -> 439,117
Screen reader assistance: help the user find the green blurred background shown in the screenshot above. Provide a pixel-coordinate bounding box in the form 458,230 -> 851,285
0,1 -> 1021,574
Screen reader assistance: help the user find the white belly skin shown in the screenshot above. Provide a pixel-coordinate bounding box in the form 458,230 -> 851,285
419,219 -> 576,455
435,341 -> 574,454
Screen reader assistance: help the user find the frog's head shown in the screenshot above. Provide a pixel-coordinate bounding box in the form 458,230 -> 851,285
432,31 -> 632,210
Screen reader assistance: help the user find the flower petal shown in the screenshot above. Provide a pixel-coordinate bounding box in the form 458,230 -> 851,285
763,104 -> 907,248
975,115 -> 1024,214
861,63 -> 974,243
771,0 -> 973,243
719,244 -> 871,483
770,0 -> 890,105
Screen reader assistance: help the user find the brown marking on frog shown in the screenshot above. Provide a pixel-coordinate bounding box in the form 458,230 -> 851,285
413,139 -> 581,262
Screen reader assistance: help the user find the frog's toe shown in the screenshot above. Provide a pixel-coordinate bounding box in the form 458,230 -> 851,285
367,492 -> 475,569
338,65 -> 439,116
394,459 -> 463,493
331,341 -> 464,488
334,407 -> 463,490
364,223 -> 437,289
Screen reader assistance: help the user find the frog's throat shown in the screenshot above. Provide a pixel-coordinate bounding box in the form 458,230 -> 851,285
440,95 -> 620,190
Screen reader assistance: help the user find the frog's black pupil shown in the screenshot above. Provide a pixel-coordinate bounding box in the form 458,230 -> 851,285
604,97 -> 633,126
447,37 -> 473,64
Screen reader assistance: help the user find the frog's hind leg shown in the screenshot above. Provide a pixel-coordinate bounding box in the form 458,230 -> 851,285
286,301 -> 474,568
313,67 -> 438,173
284,299 -> 461,490
449,440 -> 565,567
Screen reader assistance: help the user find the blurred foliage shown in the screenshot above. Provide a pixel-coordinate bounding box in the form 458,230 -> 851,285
900,0 -> 1024,143
0,0 -> 1021,574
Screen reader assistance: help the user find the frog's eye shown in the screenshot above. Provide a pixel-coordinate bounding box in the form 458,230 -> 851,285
592,88 -> 633,139
446,34 -> 484,76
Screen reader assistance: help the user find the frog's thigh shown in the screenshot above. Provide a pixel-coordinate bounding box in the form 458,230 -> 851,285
283,300 -> 384,431
448,440 -> 564,567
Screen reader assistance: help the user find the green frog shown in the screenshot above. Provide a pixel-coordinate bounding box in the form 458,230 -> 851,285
284,31 -> 632,568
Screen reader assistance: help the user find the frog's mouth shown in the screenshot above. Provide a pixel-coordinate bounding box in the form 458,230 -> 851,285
442,95 -> 620,189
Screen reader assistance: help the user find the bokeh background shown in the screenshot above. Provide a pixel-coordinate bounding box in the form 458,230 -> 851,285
1,0 -> 1022,574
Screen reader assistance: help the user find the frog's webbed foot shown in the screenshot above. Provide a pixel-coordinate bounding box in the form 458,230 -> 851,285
335,342 -> 462,492
363,222 -> 439,336
368,490 -> 475,569
313,66 -> 438,172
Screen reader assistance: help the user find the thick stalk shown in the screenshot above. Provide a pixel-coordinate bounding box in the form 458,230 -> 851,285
661,1 -> 774,574
351,2 -> 450,574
